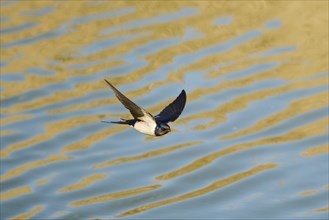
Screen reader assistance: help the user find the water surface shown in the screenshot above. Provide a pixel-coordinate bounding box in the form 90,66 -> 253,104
1,1 -> 328,219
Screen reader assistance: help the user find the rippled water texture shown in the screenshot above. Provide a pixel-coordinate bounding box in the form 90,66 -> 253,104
1,1 -> 328,219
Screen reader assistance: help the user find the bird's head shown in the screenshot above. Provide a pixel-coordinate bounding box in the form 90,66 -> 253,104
155,123 -> 171,136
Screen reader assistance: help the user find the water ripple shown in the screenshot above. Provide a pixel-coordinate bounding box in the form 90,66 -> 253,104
1,2 -> 328,220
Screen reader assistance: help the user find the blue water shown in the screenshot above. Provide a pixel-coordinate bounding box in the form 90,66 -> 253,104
1,1 -> 328,219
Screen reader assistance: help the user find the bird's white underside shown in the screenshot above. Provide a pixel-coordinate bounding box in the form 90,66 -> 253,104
132,111 -> 157,136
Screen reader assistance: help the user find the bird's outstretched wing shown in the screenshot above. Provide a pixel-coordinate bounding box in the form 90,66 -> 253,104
104,79 -> 154,120
155,90 -> 186,123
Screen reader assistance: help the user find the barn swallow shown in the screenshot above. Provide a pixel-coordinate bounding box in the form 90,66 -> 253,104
102,79 -> 186,136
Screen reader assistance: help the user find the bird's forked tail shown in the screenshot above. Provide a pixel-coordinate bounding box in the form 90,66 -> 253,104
101,118 -> 131,125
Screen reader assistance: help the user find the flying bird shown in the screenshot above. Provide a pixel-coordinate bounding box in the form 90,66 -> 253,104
102,79 -> 186,136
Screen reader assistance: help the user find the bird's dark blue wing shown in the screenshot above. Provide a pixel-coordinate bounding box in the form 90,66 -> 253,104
155,90 -> 186,123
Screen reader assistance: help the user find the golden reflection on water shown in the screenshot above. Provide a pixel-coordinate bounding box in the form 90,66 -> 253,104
1,60 -> 125,114
70,184 -> 162,207
1,114 -> 33,126
10,205 -> 44,220
93,141 -> 202,168
60,126 -> 126,153
156,118 -> 327,180
299,190 -> 317,196
313,206 -> 329,213
181,77 -> 328,130
221,91 -> 328,140
301,145 -> 329,157
59,173 -> 107,193
299,183 -> 329,197
1,1 -> 328,219
35,178 -> 49,185
119,163 -> 278,217
1,1 -> 327,115
0,155 -> 71,181
0,186 -> 32,201
1,115 -> 103,158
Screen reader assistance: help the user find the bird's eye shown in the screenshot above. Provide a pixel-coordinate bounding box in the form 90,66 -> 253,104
161,125 -> 168,130
155,124 -> 170,136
